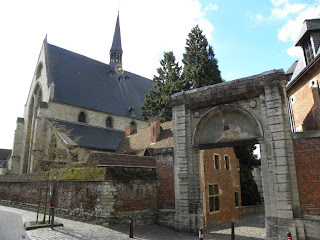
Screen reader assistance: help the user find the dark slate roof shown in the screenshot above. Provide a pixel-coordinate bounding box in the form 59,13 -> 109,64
0,160 -> 8,168
110,13 -> 123,53
49,119 -> 124,151
296,19 -> 320,46
46,44 -> 153,120
285,61 -> 298,75
0,149 -> 11,160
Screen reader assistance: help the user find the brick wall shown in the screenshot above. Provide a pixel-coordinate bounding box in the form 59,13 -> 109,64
287,61 -> 320,131
155,149 -> 174,209
201,147 -> 241,225
0,176 -> 157,225
293,133 -> 320,216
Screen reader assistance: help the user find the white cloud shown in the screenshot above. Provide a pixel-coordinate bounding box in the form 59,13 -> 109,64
271,2 -> 306,19
204,3 -> 218,11
278,5 -> 320,42
287,46 -> 302,57
278,4 -> 320,58
271,0 -> 288,7
248,12 -> 265,23
255,14 -> 264,22
225,72 -> 239,81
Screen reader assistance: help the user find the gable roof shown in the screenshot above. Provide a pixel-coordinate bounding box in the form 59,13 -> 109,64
285,60 -> 298,75
46,43 -> 154,120
47,118 -> 124,151
0,149 -> 11,160
117,121 -> 174,156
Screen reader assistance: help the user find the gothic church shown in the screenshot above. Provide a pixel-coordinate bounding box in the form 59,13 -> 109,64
8,13 -> 153,174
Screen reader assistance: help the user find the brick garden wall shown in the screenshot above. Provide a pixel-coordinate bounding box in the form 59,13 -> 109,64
0,174 -> 157,225
155,149 -> 175,209
293,133 -> 320,216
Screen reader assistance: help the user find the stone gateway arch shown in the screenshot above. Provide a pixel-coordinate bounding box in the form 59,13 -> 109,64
171,70 -> 305,239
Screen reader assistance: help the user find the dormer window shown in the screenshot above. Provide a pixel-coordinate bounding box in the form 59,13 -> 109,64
304,40 -> 314,65
129,106 -> 135,116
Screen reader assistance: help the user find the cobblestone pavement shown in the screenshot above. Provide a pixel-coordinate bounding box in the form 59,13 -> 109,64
0,205 -> 265,240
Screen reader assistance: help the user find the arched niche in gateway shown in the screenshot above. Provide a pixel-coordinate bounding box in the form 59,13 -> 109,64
193,104 -> 263,149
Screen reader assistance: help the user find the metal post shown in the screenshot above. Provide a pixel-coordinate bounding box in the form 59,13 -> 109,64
199,228 -> 204,240
51,208 -> 55,230
287,232 -> 292,240
129,216 -> 133,238
231,222 -> 235,240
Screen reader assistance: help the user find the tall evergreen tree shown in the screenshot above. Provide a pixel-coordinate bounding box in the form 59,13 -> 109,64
142,26 -> 223,121
141,51 -> 183,122
182,25 -> 223,89
234,145 -> 262,206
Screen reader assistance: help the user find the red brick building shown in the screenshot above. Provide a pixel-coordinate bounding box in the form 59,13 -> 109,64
287,18 -> 320,132
286,18 -> 320,218
200,148 -> 241,226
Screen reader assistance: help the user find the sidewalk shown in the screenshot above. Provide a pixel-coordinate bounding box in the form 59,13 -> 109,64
0,210 -> 29,240
0,205 -> 265,240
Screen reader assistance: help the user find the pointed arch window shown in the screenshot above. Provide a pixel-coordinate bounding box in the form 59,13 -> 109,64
78,112 -> 86,123
106,117 -> 113,128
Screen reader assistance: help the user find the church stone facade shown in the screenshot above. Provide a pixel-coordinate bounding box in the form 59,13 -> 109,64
8,13 -> 153,174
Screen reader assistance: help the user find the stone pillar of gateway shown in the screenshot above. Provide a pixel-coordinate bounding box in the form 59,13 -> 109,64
171,70 -> 306,239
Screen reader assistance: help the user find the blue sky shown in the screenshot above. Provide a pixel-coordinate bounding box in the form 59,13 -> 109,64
0,0 -> 319,149
203,0 -> 319,80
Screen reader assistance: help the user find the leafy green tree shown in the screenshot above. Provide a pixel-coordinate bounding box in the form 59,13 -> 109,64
141,51 -> 183,122
182,25 -> 223,89
234,145 -> 262,206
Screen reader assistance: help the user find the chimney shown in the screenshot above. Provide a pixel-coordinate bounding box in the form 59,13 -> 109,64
125,124 -> 136,136
150,119 -> 161,143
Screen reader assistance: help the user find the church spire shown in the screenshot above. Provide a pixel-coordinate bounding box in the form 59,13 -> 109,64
110,12 -> 123,74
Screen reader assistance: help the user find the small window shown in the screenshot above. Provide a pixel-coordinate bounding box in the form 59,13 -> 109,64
214,154 -> 220,169
78,112 -> 86,123
36,62 -> 43,79
209,184 -> 220,212
225,155 -> 230,170
106,117 -> 113,128
235,192 -> 240,207
304,40 -> 314,64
